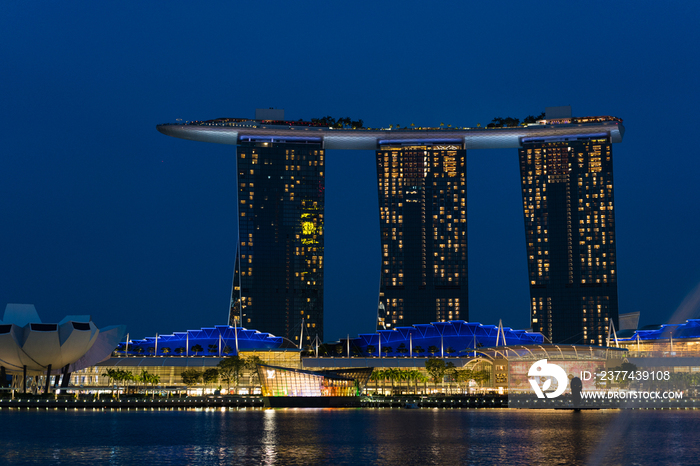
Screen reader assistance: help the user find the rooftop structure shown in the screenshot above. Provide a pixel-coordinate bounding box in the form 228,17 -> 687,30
349,320 -> 543,357
116,324 -> 297,357
157,115 -> 624,150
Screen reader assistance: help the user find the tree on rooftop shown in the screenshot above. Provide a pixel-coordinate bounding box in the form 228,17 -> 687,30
174,347 -> 186,356
208,344 -> 218,354
382,346 -> 393,357
366,345 -> 376,356
428,345 -> 439,357
191,344 -> 203,356
161,347 -> 171,355
396,343 -> 408,356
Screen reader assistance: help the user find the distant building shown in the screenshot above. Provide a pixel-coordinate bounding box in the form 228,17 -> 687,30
376,143 -> 468,329
230,139 -> 325,343
519,133 -> 618,344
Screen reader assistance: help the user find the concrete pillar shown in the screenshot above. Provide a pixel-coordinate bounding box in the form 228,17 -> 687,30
45,364 -> 52,394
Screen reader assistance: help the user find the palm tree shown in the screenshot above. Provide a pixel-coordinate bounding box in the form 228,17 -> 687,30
369,369 -> 384,394
122,371 -> 135,394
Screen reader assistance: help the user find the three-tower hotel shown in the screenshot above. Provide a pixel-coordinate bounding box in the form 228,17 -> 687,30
157,106 -> 625,346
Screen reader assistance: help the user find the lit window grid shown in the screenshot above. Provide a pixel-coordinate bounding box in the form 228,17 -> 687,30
520,139 -> 618,344
376,146 -> 468,328
230,143 -> 325,341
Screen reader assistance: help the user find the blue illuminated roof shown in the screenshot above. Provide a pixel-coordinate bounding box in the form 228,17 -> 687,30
617,319 -> 700,341
117,325 -> 297,356
350,321 -> 543,356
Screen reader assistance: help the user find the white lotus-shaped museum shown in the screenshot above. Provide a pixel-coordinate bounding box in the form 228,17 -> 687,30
0,303 -> 126,374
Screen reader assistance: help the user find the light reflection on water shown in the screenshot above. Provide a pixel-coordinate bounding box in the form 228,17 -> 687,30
2,408 -> 700,465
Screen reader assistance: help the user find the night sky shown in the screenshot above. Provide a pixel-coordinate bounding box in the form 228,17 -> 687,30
2,2 -> 699,342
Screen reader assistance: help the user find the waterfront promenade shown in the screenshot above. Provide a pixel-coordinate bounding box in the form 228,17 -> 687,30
3,394 -> 700,410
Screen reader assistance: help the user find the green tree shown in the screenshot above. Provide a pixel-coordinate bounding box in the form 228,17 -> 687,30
382,346 -> 393,357
396,343 -> 408,356
217,356 -> 246,391
366,345 -> 376,356
208,344 -> 219,354
191,344 -> 203,356
413,346 -> 425,357
427,346 -> 439,357
445,362 -> 457,394
202,368 -> 219,389
445,347 -> 456,357
607,362 -> 638,389
160,347 -> 171,355
455,369 -> 474,392
244,355 -> 264,388
223,345 -> 233,355
175,347 -> 186,356
472,370 -> 491,388
181,369 -> 202,385
425,359 -> 446,385
122,370 -> 135,389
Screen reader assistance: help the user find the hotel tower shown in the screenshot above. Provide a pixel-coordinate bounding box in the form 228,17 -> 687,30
519,108 -> 618,344
375,143 -> 468,329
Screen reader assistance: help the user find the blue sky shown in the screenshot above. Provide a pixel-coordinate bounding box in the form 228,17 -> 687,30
1,2 -> 699,341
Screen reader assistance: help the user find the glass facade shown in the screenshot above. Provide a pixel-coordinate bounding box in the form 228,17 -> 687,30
519,137 -> 618,344
257,364 -> 366,397
376,144 -> 468,329
230,141 -> 324,343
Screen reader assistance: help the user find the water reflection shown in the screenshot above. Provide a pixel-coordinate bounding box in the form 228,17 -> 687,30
262,409 -> 277,465
2,409 -> 700,465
